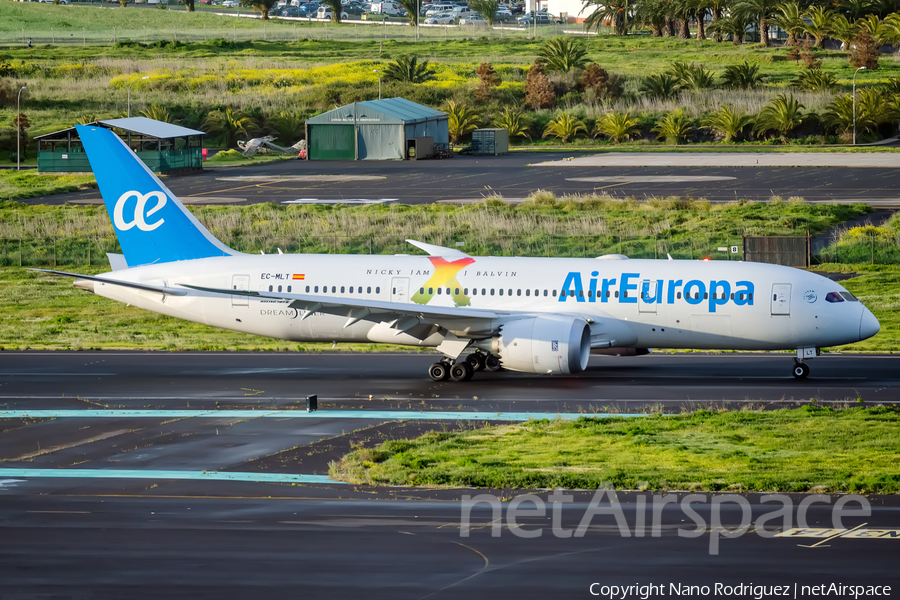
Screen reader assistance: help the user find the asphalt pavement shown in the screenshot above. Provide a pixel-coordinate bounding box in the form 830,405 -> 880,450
27,152 -> 900,206
2,352 -> 899,598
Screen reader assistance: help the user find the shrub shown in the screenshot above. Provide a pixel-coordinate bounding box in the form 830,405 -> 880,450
720,62 -> 763,89
754,94 -> 805,143
794,68 -> 837,92
537,37 -> 589,74
525,62 -> 555,110
593,112 -> 640,143
702,105 -> 754,143
383,56 -> 436,84
849,29 -> 879,70
652,110 -> 692,145
542,111 -> 587,143
640,73 -> 679,99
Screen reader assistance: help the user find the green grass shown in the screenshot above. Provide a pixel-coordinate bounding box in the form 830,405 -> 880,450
0,169 -> 96,202
329,406 -> 900,493
205,150 -> 296,165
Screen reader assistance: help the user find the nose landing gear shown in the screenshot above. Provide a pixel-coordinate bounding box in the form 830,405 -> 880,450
792,347 -> 818,379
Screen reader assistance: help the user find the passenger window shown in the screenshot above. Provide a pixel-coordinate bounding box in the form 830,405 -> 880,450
278,285 -> 282,292
455,288 -> 460,295
331,286 -> 336,293
526,289 -> 530,296
825,292 -> 845,303
730,293 -> 734,300
306,286 -> 310,293
437,288 -> 442,295
517,289 -> 521,296
367,287 -> 371,293
482,289 -> 486,295
314,286 -> 319,293
508,289 -> 512,296
578,290 -> 583,298
499,289 -> 504,296
544,290 -> 548,297
749,293 -> 753,301
677,292 -> 682,299
376,287 -> 380,294
569,290 -> 575,297
420,288 -> 425,294
392,287 -> 396,295
704,293 -> 708,300
429,287 -> 434,294
447,288 -> 452,296
623,292 -> 628,298
491,289 -> 495,296
464,288 -> 469,295
588,290 -> 593,298
268,285 -> 273,292
615,291 -> 619,298
341,286 -> 345,293
552,290 -> 557,297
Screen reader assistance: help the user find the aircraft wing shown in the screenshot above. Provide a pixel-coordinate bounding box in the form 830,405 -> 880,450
178,283 -> 504,336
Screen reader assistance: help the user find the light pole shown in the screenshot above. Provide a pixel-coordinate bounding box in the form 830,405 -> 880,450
416,0 -> 419,40
16,85 -> 26,171
373,69 -> 381,100
853,66 -> 867,145
127,76 -> 150,118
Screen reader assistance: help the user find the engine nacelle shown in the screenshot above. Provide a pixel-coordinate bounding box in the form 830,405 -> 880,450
490,315 -> 591,375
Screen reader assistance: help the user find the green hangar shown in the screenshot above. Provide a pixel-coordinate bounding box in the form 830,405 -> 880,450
305,98 -> 449,161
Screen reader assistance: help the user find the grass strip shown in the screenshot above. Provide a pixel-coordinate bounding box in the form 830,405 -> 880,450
329,406 -> 900,493
0,170 -> 96,202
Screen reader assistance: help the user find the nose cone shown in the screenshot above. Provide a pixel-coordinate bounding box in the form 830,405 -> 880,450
860,308 -> 880,341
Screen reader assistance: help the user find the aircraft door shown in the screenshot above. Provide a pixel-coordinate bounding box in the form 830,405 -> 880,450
231,274 -> 250,307
391,277 -> 410,303
639,279 -> 659,314
771,283 -> 791,315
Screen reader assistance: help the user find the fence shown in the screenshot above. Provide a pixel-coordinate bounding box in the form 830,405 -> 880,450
0,9 -> 580,46
817,232 -> 900,265
0,234 -> 748,267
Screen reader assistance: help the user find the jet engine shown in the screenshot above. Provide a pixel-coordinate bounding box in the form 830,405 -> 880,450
490,315 -> 591,374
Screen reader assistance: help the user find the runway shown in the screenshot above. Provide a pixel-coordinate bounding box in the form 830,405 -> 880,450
2,351 -> 899,598
28,153 -> 900,206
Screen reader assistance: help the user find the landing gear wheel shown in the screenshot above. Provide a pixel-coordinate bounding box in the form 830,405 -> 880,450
429,362 -> 450,382
792,362 -> 810,379
450,361 -> 473,382
465,353 -> 486,371
484,354 -> 501,372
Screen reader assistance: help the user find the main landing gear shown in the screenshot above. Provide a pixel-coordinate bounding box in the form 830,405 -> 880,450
428,352 -> 501,382
792,347 -> 818,379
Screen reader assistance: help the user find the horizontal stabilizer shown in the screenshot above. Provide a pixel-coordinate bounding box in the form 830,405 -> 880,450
32,269 -> 188,296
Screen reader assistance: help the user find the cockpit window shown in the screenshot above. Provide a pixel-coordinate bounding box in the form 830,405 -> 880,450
840,291 -> 859,302
825,292 -> 844,303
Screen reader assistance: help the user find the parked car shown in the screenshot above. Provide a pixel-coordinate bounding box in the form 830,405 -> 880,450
300,2 -> 319,12
317,5 -> 348,18
425,3 -> 454,15
221,0 -> 237,7
458,14 -> 486,24
370,0 -> 401,14
424,11 -> 455,23
280,5 -> 302,16
517,11 -> 560,23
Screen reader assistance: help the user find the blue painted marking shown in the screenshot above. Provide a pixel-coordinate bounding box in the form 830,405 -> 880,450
0,468 -> 343,485
0,410 -> 646,420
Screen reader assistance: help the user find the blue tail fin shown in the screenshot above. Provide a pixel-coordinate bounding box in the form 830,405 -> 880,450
77,125 -> 237,267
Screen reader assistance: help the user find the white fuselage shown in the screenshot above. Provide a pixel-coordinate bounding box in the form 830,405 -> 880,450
92,254 -> 874,351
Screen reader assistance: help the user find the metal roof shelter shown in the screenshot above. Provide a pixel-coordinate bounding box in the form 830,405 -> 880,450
35,117 -> 205,173
305,98 -> 449,161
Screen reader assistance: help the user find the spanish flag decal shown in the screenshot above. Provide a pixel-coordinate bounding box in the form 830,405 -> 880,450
292,274 -> 305,280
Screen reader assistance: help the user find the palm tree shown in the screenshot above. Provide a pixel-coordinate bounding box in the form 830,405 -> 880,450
583,0 -> 633,36
669,61 -> 716,90
706,13 -> 751,44
469,0 -> 500,25
321,0 -> 343,22
542,111 -> 588,143
652,110 -> 692,144
202,108 -> 251,148
720,61 -> 763,88
839,0 -> 876,20
705,0 -> 729,41
634,0 -> 668,36
883,12 -> 900,47
829,14 -> 859,50
771,3 -> 805,46
733,0 -> 781,46
445,101 -> 480,145
822,89 -> 898,136
794,68 -> 837,92
858,14 -> 888,45
269,111 -> 305,143
537,37 -> 589,73
593,111 -> 640,142
397,0 -> 419,26
702,105 -> 753,142
640,73 -> 680,99
382,56 -> 436,83
492,107 -> 532,140
803,6 -> 835,48
754,94 -> 804,143
140,105 -> 176,123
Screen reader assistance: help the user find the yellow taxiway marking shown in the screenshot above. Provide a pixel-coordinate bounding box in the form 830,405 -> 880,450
795,522 -> 869,548
592,182 -> 632,191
